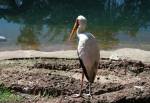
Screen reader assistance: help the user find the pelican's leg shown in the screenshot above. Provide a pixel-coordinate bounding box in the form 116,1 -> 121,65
79,71 -> 84,95
86,82 -> 92,98
72,71 -> 84,98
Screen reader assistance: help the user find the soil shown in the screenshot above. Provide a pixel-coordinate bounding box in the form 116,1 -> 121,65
0,58 -> 150,103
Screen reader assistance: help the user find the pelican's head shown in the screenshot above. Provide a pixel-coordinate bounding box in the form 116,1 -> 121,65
69,15 -> 87,40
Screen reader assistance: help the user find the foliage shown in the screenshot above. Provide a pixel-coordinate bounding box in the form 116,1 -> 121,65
0,83 -> 22,103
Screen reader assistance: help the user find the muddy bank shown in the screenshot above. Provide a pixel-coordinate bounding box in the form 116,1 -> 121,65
1,48 -> 150,63
31,58 -> 150,75
0,58 -> 150,103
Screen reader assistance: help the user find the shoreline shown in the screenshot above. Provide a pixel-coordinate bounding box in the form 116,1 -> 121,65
0,48 -> 150,63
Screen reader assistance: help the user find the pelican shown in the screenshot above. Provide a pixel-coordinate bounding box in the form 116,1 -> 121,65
69,15 -> 100,97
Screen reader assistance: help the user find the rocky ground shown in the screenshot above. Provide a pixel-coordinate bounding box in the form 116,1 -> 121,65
0,57 -> 150,103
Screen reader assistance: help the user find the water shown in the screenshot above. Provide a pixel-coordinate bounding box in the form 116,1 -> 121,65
0,0 -> 150,51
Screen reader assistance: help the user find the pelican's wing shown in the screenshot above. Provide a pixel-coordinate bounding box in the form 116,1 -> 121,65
78,34 -> 100,83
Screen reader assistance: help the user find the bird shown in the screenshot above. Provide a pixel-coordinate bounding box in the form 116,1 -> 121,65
68,15 -> 100,97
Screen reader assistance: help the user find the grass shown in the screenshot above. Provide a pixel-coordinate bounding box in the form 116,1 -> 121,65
0,83 -> 22,103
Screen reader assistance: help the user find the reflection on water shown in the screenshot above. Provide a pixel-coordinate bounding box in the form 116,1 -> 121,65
17,26 -> 39,50
0,0 -> 150,51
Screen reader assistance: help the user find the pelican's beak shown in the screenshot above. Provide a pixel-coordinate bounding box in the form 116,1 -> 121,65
68,20 -> 79,41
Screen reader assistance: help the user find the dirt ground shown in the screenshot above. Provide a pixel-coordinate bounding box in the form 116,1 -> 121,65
0,57 -> 150,103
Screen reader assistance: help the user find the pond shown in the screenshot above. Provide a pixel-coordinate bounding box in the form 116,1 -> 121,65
0,0 -> 150,51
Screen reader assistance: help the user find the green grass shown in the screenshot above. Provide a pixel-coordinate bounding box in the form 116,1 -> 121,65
0,84 -> 22,103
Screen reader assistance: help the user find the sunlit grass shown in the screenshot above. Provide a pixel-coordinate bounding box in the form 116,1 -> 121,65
0,84 -> 22,103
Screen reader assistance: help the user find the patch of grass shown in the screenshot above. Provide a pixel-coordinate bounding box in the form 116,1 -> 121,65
0,84 -> 22,103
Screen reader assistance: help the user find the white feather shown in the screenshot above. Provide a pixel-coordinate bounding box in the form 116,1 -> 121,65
77,33 -> 99,82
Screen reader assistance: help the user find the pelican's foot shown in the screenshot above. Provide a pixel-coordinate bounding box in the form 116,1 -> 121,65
72,94 -> 82,98
85,93 -> 93,98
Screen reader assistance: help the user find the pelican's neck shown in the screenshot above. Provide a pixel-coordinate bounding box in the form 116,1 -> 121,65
77,26 -> 88,41
77,26 -> 86,35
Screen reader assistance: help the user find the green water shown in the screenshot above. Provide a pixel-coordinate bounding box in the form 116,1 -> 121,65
0,0 -> 150,51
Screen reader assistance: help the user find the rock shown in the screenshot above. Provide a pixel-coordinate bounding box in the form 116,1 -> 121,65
134,86 -> 144,91
109,53 -> 122,60
0,36 -> 7,42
